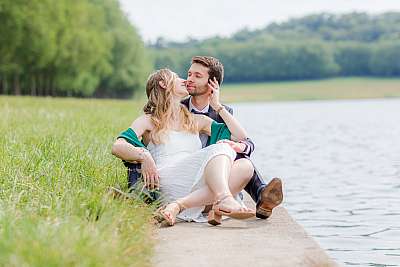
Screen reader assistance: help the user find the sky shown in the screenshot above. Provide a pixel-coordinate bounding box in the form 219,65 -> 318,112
119,0 -> 400,42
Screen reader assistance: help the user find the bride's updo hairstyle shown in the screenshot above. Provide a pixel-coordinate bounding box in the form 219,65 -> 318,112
144,68 -> 198,144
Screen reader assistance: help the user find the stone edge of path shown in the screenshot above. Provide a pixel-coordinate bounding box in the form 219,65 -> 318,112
153,206 -> 340,267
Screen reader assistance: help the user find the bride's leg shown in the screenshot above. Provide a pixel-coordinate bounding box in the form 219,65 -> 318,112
163,155 -> 251,222
159,187 -> 214,226
228,158 -> 254,196
178,186 -> 214,208
176,154 -> 232,209
174,155 -> 236,209
201,154 -> 250,212
202,154 -> 232,198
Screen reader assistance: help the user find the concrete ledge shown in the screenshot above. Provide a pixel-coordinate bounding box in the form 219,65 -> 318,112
153,206 -> 339,267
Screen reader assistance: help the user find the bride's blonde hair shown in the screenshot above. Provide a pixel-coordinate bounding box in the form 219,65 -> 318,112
143,68 -> 198,144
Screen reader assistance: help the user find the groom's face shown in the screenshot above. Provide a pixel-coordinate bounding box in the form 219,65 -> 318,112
186,63 -> 211,97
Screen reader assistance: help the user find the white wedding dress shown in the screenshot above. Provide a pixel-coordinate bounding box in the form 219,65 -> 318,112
147,130 -> 240,222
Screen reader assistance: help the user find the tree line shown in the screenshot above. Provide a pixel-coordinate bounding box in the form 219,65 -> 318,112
0,0 -> 151,98
151,12 -> 400,83
1,9 -> 399,98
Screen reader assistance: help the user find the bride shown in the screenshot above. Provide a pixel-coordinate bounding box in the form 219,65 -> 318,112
112,68 -> 255,226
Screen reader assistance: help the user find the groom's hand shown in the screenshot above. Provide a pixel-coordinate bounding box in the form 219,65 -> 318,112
208,77 -> 221,110
217,140 -> 246,153
141,153 -> 160,190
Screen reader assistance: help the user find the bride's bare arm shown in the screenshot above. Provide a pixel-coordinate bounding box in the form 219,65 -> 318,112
195,114 -> 213,136
111,114 -> 153,162
111,114 -> 160,189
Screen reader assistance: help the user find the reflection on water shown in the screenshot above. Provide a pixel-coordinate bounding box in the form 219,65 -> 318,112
233,99 -> 400,266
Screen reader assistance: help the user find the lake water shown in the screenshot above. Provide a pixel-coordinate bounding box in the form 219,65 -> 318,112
232,99 -> 400,267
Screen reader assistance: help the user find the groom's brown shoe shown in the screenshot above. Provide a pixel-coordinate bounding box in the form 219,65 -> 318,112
256,178 -> 283,219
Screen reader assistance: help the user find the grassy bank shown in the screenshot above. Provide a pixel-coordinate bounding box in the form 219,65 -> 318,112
221,77 -> 400,103
0,96 -> 153,267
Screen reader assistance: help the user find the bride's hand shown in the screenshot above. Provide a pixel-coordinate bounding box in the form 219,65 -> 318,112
141,152 -> 160,190
217,139 -> 246,153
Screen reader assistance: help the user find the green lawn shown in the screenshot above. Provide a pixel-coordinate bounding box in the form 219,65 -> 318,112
221,77 -> 400,103
0,96 -> 154,267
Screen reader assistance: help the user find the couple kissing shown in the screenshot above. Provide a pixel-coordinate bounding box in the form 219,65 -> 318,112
112,56 -> 283,226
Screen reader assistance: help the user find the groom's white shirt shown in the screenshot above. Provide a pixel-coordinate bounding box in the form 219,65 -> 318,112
188,96 -> 210,114
188,96 -> 209,147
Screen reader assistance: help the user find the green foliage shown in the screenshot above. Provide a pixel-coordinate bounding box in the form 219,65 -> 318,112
0,0 -> 150,97
93,0 -> 151,98
258,12 -> 400,43
151,12 -> 400,82
0,96 -> 153,267
369,42 -> 400,76
334,43 -> 372,75
2,9 -> 400,92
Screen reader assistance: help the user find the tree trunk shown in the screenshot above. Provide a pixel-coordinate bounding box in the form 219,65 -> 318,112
30,75 -> 36,96
50,76 -> 54,96
37,74 -> 43,96
0,75 -> 3,94
45,75 -> 50,96
14,74 -> 21,95
2,76 -> 8,94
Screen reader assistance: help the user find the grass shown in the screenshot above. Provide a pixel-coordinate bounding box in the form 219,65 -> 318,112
221,77 -> 400,102
0,96 -> 154,267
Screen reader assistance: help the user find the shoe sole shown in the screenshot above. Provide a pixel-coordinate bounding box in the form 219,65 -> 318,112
221,211 -> 255,220
207,209 -> 255,226
256,178 -> 283,219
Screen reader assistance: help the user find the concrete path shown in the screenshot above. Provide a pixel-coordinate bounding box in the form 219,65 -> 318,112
153,204 -> 339,267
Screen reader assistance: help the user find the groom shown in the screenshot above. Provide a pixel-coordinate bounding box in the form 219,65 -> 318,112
183,56 -> 283,219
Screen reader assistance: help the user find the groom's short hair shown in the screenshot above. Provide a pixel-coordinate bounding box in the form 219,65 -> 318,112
191,56 -> 224,85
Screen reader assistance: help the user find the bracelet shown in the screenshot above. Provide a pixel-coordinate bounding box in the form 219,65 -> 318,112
138,148 -> 149,161
216,105 -> 224,113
